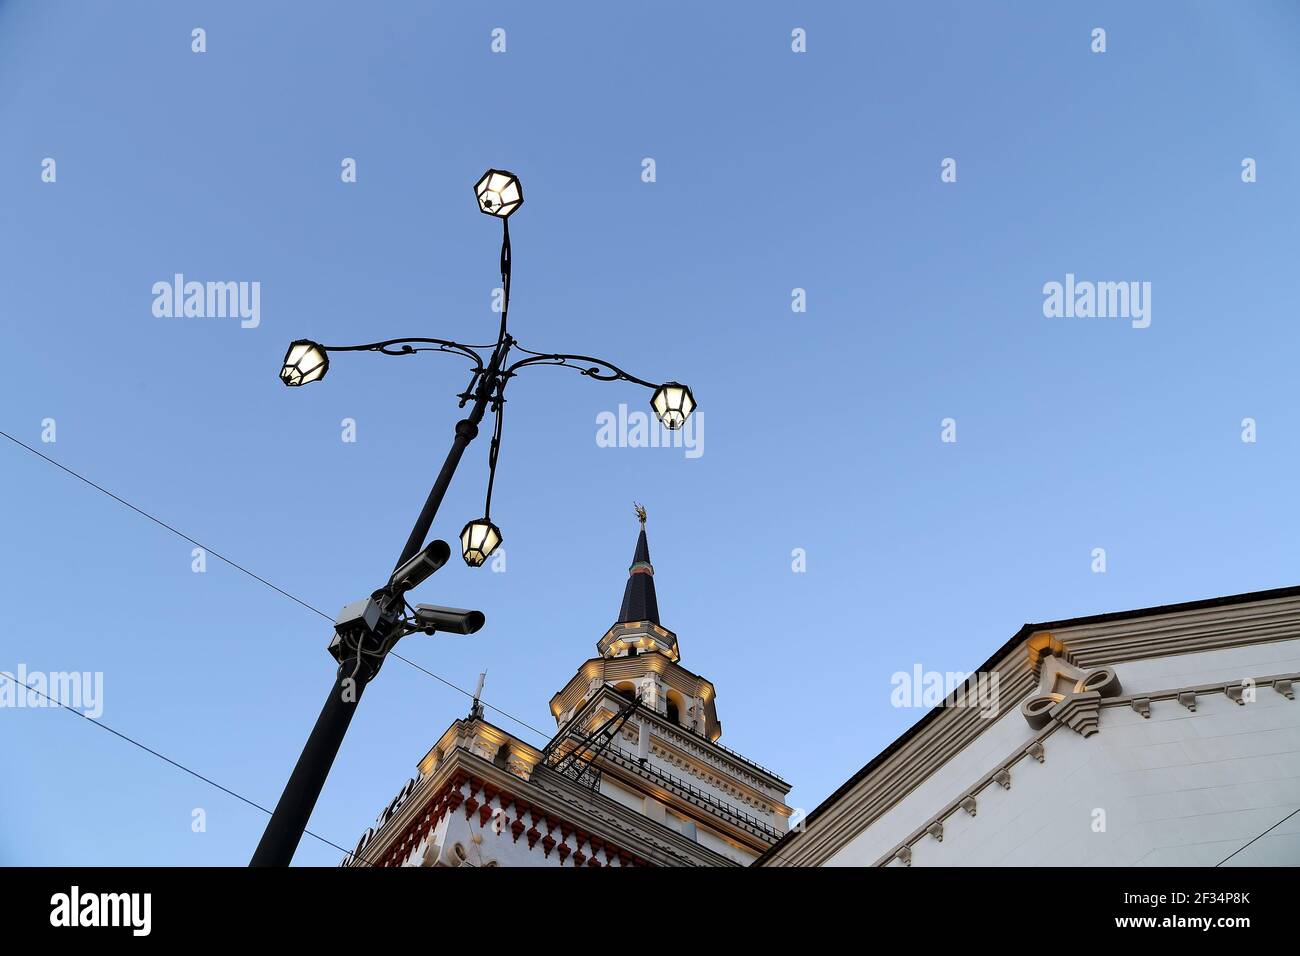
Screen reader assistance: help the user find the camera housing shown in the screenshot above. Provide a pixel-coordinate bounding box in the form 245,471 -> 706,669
389,540 -> 451,595
414,604 -> 486,635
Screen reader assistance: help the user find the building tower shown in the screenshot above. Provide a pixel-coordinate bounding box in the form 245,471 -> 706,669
345,508 -> 793,867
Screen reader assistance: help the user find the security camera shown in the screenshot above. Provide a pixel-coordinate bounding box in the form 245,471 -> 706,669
389,540 -> 451,595
414,604 -> 485,635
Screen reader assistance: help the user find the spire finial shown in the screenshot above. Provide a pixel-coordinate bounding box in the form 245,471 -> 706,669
618,505 -> 659,625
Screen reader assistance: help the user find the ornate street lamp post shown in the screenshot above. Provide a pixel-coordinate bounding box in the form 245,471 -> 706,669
251,170 -> 695,866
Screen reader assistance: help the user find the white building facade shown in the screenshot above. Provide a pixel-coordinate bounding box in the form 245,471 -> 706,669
760,588 -> 1300,867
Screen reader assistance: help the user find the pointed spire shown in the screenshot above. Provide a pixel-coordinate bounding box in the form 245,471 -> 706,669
618,503 -> 660,626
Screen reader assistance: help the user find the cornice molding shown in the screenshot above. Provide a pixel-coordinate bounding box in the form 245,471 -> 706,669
349,716 -> 754,868
549,655 -> 717,725
596,620 -> 680,661
355,747 -> 730,868
1053,595 -> 1300,670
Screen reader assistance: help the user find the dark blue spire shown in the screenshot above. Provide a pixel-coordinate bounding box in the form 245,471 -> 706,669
617,521 -> 660,626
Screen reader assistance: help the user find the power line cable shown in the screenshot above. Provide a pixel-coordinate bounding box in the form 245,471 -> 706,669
0,428 -> 552,744
388,649 -> 551,741
1215,804 -> 1300,866
0,430 -> 327,620
0,669 -> 356,859
1,430 -> 808,866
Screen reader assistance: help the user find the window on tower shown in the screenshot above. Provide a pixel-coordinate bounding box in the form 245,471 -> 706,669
665,689 -> 686,727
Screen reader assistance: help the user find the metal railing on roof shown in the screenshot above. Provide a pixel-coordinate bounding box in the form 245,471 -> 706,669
631,696 -> 787,783
600,742 -> 781,840
678,727 -> 787,784
561,684 -> 790,786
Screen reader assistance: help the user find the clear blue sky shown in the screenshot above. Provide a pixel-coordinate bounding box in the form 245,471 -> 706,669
3,1 -> 1300,865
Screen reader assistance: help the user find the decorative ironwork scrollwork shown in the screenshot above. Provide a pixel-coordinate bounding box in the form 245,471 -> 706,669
506,347 -> 658,390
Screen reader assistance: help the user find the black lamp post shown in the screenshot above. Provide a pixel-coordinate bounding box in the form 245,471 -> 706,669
250,169 -> 695,866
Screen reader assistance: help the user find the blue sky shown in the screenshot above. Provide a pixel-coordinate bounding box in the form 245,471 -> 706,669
3,1 -> 1300,865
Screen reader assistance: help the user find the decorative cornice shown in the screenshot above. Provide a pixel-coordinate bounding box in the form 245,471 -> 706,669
362,757 -> 662,868
1055,598 -> 1300,671
549,654 -> 715,723
596,620 -> 679,662
349,714 -> 766,868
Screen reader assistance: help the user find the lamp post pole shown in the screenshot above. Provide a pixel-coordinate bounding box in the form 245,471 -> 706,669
249,670 -> 368,866
392,338 -> 510,571
254,170 -> 695,866
249,355 -> 509,867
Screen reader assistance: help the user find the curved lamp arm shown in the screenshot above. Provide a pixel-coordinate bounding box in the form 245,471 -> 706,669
321,337 -> 491,372
504,347 -> 659,390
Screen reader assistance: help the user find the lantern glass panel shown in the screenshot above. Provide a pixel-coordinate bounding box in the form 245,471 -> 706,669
460,519 -> 502,567
651,382 -> 695,430
280,340 -> 328,386
474,170 -> 523,218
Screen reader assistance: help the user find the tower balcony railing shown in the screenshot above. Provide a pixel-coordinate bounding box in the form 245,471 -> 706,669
600,742 -> 781,840
576,683 -> 789,787
682,730 -> 788,786
630,695 -> 787,785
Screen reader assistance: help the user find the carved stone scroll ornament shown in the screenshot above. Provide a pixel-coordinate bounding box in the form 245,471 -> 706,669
1020,654 -> 1123,737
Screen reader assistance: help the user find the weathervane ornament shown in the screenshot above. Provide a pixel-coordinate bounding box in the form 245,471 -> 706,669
634,502 -> 647,527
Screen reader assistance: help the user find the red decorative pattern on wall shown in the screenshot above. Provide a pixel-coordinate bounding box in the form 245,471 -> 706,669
367,770 -> 650,868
